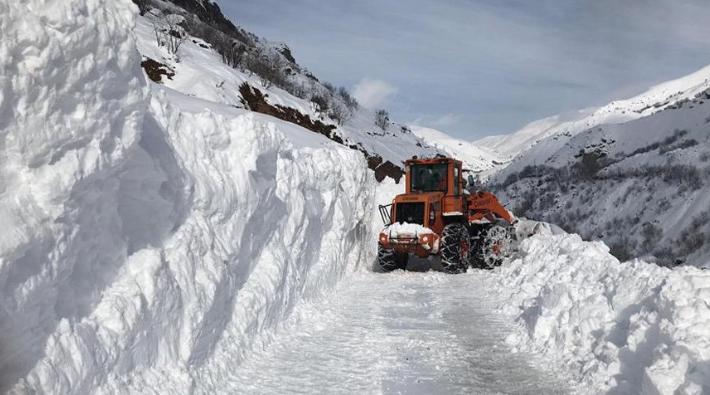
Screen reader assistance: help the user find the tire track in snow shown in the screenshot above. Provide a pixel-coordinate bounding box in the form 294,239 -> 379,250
218,271 -> 570,395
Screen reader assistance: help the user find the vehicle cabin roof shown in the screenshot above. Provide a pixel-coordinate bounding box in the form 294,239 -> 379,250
404,157 -> 462,167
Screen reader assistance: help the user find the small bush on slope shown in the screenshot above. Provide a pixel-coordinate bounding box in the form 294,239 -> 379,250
375,109 -> 390,131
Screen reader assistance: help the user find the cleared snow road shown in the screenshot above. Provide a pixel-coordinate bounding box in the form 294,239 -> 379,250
225,265 -> 570,395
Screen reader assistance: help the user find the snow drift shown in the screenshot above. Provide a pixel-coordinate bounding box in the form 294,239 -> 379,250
495,232 -> 710,394
0,1 -> 373,394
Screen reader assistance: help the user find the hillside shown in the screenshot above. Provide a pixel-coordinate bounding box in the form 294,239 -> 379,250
133,0 -> 443,182
409,125 -> 511,175
486,66 -> 710,267
477,64 -> 710,161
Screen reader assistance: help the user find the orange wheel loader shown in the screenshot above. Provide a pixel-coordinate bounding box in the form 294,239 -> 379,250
377,157 -> 516,273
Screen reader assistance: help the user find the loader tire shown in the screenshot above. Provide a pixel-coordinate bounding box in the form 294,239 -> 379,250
378,246 -> 407,272
440,223 -> 470,274
471,225 -> 514,270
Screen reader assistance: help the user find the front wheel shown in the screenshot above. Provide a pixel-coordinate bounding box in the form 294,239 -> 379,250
378,246 -> 408,272
440,223 -> 470,274
471,225 -> 514,269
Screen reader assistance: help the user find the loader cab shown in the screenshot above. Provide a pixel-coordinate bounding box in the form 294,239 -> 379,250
405,157 -> 464,197
382,157 -> 466,233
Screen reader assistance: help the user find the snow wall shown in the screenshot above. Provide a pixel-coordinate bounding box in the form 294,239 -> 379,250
496,232 -> 710,395
0,1 -> 373,394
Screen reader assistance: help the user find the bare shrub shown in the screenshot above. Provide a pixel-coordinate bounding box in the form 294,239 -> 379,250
573,152 -> 604,179
657,198 -> 671,213
678,231 -> 707,256
625,129 -> 691,158
640,222 -> 663,253
599,163 -> 702,191
322,82 -> 336,94
513,193 -> 534,218
283,81 -> 308,99
338,87 -> 359,111
659,138 -> 698,154
375,109 -> 390,130
246,51 -> 286,89
152,14 -> 188,58
328,102 -> 353,126
311,94 -> 331,113
609,240 -> 633,262
221,41 -> 247,69
538,192 -> 556,211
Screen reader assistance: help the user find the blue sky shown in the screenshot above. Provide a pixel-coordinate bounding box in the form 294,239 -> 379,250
222,0 -> 710,140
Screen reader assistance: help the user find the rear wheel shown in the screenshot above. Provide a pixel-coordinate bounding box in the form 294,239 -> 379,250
471,225 -> 514,269
377,246 -> 408,272
440,223 -> 470,274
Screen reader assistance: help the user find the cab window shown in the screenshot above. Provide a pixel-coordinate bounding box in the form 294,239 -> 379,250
411,164 -> 448,193
454,166 -> 460,195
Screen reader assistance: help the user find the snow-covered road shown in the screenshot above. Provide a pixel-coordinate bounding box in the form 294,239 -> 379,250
225,266 -> 570,395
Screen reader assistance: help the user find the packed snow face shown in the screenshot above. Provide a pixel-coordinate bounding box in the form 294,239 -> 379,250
0,0 -> 374,393
0,0 -> 148,390
495,232 -> 710,395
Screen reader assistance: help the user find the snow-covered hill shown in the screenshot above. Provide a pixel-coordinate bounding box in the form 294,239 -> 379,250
477,64 -> 710,160
409,125 -> 511,175
487,65 -> 710,267
134,0 -> 443,182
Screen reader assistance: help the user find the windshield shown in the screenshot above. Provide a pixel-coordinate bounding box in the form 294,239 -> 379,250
411,164 -> 447,192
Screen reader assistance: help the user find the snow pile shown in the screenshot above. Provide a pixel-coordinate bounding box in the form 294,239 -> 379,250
0,1 -> 374,393
383,222 -> 434,238
495,234 -> 710,394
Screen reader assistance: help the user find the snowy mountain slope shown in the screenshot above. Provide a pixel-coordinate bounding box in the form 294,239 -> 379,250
409,125 -> 511,175
477,64 -> 710,160
133,0 -> 444,182
1,1 -> 375,393
487,80 -> 710,267
495,231 -> 710,395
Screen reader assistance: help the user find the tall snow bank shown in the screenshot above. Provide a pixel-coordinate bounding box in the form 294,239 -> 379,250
0,0 -> 148,392
495,234 -> 710,394
0,0 -> 374,393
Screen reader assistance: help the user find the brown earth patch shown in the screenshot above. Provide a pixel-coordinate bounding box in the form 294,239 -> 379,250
141,58 -> 175,83
240,82 -> 405,183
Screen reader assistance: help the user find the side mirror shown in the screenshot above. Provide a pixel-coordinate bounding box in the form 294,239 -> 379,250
467,174 -> 475,187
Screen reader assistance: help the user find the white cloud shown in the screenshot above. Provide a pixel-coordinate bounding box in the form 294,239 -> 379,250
352,78 -> 398,109
430,113 -> 462,127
